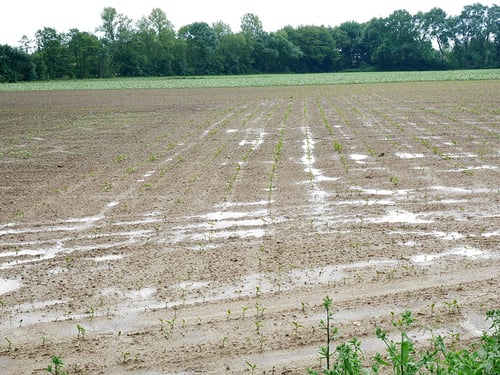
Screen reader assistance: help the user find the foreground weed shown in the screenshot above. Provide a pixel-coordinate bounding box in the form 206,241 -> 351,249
46,356 -> 67,375
308,298 -> 499,375
373,311 -> 435,374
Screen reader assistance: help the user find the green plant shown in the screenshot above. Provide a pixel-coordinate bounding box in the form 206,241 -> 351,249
102,181 -> 112,191
4,337 -> 12,352
246,360 -> 257,374
46,356 -> 67,375
333,140 -> 343,153
114,154 -> 127,163
373,311 -> 435,375
390,176 -> 399,186
293,320 -> 303,338
76,324 -> 86,340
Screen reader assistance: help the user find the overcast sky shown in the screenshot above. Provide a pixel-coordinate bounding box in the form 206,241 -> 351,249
0,1 -> 492,46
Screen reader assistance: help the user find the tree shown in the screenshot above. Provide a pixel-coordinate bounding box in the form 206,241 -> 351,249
241,13 -> 264,39
33,27 -> 71,79
0,45 -> 35,82
332,21 -> 364,69
451,3 -> 497,68
419,7 -> 453,64
67,29 -> 101,78
286,25 -> 341,72
178,22 -> 220,75
371,10 -> 437,70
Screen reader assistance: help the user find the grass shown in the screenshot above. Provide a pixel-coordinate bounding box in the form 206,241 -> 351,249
1,70 -> 499,92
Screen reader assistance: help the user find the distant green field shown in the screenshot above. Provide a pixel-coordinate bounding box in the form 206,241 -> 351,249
1,69 -> 499,91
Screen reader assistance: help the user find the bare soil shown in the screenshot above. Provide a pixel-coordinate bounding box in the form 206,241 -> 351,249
0,81 -> 499,374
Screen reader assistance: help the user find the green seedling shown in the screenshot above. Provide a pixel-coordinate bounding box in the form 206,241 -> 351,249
333,140 -> 343,153
46,356 -> 66,375
102,181 -> 112,191
241,306 -> 249,320
76,324 -> 86,340
390,176 -> 399,186
120,351 -> 130,363
4,337 -> 12,352
293,321 -> 303,338
114,154 -> 127,163
245,360 -> 257,375
258,335 -> 267,351
221,336 -> 228,348
444,299 -> 461,314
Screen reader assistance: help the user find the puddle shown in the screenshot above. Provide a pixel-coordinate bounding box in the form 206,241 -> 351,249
351,186 -> 412,196
389,230 -> 465,241
430,186 -> 497,194
411,246 -> 491,264
107,201 -> 119,208
0,215 -> 104,236
333,199 -> 395,206
226,129 -> 238,133
215,200 -> 268,209
0,278 -> 21,295
350,154 -> 368,164
395,152 -> 424,159
94,254 -> 125,262
171,208 -> 273,244
368,210 -> 433,224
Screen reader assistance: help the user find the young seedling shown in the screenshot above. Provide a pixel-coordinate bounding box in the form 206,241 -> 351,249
221,336 -> 228,348
4,337 -> 12,353
241,306 -> 249,320
390,176 -> 399,186
255,320 -> 263,335
76,324 -> 86,340
46,356 -> 66,375
293,320 -> 303,338
120,351 -> 131,363
245,360 -> 257,375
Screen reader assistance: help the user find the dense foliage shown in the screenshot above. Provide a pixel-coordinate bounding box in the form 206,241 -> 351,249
1,3 -> 499,82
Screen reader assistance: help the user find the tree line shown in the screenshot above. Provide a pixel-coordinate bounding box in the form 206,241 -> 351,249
1,3 -> 499,82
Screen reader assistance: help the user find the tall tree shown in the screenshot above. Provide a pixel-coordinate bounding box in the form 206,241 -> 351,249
332,21 -> 364,69
286,25 -> 341,72
67,29 -> 101,78
178,22 -> 220,75
0,45 -> 35,82
34,27 -> 71,79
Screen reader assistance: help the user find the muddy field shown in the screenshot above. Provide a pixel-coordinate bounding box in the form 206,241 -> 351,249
0,81 -> 499,374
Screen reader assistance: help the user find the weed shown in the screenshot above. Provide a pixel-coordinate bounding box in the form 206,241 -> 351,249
374,311 -> 433,374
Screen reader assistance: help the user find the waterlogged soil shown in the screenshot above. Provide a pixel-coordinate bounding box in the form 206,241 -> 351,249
0,81 -> 499,374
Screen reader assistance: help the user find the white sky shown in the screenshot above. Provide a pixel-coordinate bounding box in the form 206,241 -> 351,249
0,1 -> 492,46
